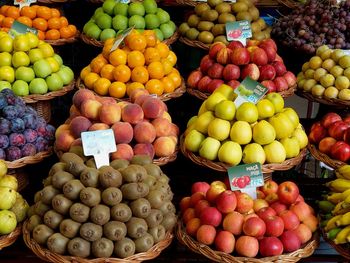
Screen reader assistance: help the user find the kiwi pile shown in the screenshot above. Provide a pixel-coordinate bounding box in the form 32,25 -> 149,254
179,0 -> 271,45
26,149 -> 176,259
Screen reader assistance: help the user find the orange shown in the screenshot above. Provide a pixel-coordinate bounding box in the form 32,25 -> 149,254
167,51 -> 177,66
167,71 -> 182,88
84,72 -> 100,89
6,6 -> 20,19
109,49 -> 127,66
93,77 -> 111,96
47,17 -> 61,30
100,64 -> 115,81
16,16 -> 32,27
37,6 -> 52,20
37,30 -> 45,40
0,15 -> 4,25
124,29 -> 140,46
68,25 -> 77,36
32,18 -> 48,31
1,27 -> 9,32
102,38 -> 115,58
20,6 -> 36,19
2,17 -> 14,28
145,79 -> 164,96
51,8 -> 61,18
90,54 -> 108,74
126,82 -> 145,96
60,17 -> 68,27
142,30 -> 157,47
156,42 -> 170,58
80,65 -> 91,80
113,64 -> 131,83
127,51 -> 145,68
59,26 -> 72,39
144,47 -> 160,65
0,6 -> 10,15
161,59 -> 173,75
147,61 -> 164,79
131,66 -> 149,84
161,76 -> 176,93
128,34 -> 147,51
31,5 -> 40,11
121,46 -> 131,54
45,29 -> 60,40
109,81 -> 126,98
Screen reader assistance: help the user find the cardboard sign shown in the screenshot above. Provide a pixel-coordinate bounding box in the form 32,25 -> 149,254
81,129 -> 116,169
9,21 -> 37,38
14,0 -> 36,9
225,20 -> 252,45
110,26 -> 135,52
233,77 -> 268,107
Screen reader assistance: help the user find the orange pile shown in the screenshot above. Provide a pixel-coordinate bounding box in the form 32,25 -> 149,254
0,5 -> 77,40
80,30 -> 182,99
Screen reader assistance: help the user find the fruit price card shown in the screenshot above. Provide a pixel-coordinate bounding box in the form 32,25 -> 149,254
110,26 -> 135,52
225,20 -> 252,45
14,0 -> 36,9
9,21 -> 37,38
234,77 -> 268,107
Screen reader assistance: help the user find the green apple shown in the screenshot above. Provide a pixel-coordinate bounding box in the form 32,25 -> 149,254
280,136 -> 300,158
0,210 -> 17,234
218,141 -> 242,166
207,118 -> 231,141
61,66 -> 74,79
236,102 -> 259,123
184,129 -> 205,152
256,99 -> 275,119
113,15 -> 128,31
46,57 -> 60,73
282,108 -> 299,129
199,137 -> 221,161
213,84 -> 236,100
28,48 -> 44,63
102,0 -> 116,15
12,80 -> 29,96
0,66 -> 15,83
292,127 -> 308,149
206,92 -> 226,111
252,120 -> 276,145
38,43 -> 54,58
187,116 -> 197,128
56,68 -> 73,85
263,140 -> 286,163
13,34 -> 30,52
33,59 -> 52,78
214,100 -> 236,121
11,51 -> 30,68
160,23 -> 174,39
265,92 -> 284,113
143,0 -> 158,14
0,52 -> 12,67
198,101 -> 208,115
157,8 -> 170,24
0,36 -> 13,53
145,14 -> 160,29
46,73 -> 63,91
15,66 -> 35,82
128,2 -> 145,16
114,2 -> 128,16
0,81 -> 11,91
195,111 -> 215,134
242,143 -> 266,164
268,112 -> 294,140
29,78 -> 48,94
96,13 -> 112,30
230,120 -> 252,145
338,89 -> 350,100
100,28 -> 116,41
27,32 -> 39,49
53,54 -> 63,67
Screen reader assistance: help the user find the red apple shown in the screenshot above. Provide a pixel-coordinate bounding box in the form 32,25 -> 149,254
227,80 -> 240,89
216,190 -> 237,214
259,64 -> 276,81
200,206 -> 222,227
253,199 -> 269,212
330,141 -> 350,162
247,39 -> 260,47
263,215 -> 285,237
260,38 -> 278,51
190,192 -> 206,207
209,42 -> 226,59
274,54 -> 284,63
223,211 -> 244,235
273,76 -> 289,92
191,182 -> 210,194
250,47 -> 268,66
187,70 -> 203,88
235,236 -> 259,257
280,230 -> 302,252
293,223 -> 312,244
272,61 -> 287,76
261,180 -> 279,196
308,122 -> 328,144
197,76 -> 212,92
223,64 -> 240,81
277,181 -> 299,205
259,43 -> 277,62
265,193 -> 279,204
295,195 -> 305,203
259,237 -> 284,257
247,46 -> 258,54
321,112 -> 342,128
328,121 -> 349,141
344,128 -> 350,145
231,47 -> 250,65
343,115 -> 350,125
216,47 -> 232,65
261,80 -> 276,93
194,199 -> 211,217
270,201 -> 287,215
279,210 -> 300,230
207,79 -> 225,93
236,192 -> 254,214
256,207 -> 276,220
318,137 -> 337,155
207,63 -> 224,79
243,217 -> 266,237
227,40 -> 244,50
241,63 -> 260,80
289,201 -> 313,222
206,181 -> 227,204
283,71 -> 297,87
200,55 -> 215,73
257,189 -> 266,199
214,230 -> 235,253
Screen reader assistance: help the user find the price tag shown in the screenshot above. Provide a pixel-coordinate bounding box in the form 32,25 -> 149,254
14,0 -> 36,9
342,50 -> 350,56
110,26 -> 135,52
228,162 -> 264,199
225,20 -> 252,45
9,21 -> 37,38
81,129 -> 116,169
233,77 -> 268,107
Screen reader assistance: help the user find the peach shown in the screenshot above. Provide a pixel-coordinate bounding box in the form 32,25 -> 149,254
153,136 -> 176,157
80,99 -> 102,121
180,196 -> 191,212
88,123 -> 110,131
142,97 -> 165,119
111,122 -> 133,144
72,89 -> 95,109
196,225 -> 216,245
130,88 -> 149,103
151,118 -> 172,137
69,116 -> 92,139
117,101 -> 130,109
235,236 -> 259,257
236,192 -> 254,214
134,121 -> 156,144
55,130 -> 75,152
183,208 -> 196,225
223,211 -> 244,235
169,123 -> 180,137
302,214 -> 318,232
69,105 -> 81,119
110,143 -> 134,161
133,143 -> 155,159
99,103 -> 122,125
215,231 -> 235,253
190,192 -> 206,207
121,104 -> 144,124
293,223 -> 312,244
71,138 -> 82,146
55,124 -> 70,139
185,217 -> 201,237
134,94 -> 151,106
95,96 -> 117,105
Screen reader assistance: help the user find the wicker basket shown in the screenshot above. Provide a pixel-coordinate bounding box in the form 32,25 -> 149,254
320,225 -> 350,260
5,148 -> 53,169
76,76 -> 186,102
296,90 -> 350,108
176,220 -> 319,263
27,100 -> 52,123
37,0 -> 68,3
8,169 -> 29,192
23,220 -> 174,263
276,0 -> 300,8
308,143 -> 345,170
179,36 -> 210,50
45,31 -> 80,46
180,134 -> 307,174
175,0 -> 263,7
0,225 -> 22,250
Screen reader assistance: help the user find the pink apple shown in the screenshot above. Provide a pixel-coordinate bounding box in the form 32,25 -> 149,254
243,217 -> 266,237
194,199 -> 211,217
290,201 -> 313,222
216,190 -> 237,214
223,64 -> 240,81
216,47 -> 232,65
283,71 -> 297,87
259,43 -> 277,62
344,128 -> 350,144
280,230 -> 302,252
259,237 -> 284,257
187,70 -> 203,88
279,210 -> 300,230
207,63 -> 224,79
191,182 -> 210,195
277,181 -> 299,205
227,80 -> 240,89
197,76 -> 212,92
318,137 -> 337,155
209,42 -> 226,59
227,41 -> 244,50
200,55 -> 215,74
207,79 -> 224,93
261,80 -> 277,93
261,180 -> 279,196
260,39 -> 278,51
256,206 -> 276,221
259,64 -> 276,81
265,193 -> 279,204
330,141 -> 350,162
273,76 -> 289,92
263,215 -> 284,237
308,122 -> 327,144
270,201 -> 288,215
321,112 -> 342,128
214,230 -> 235,253
240,63 -> 260,80
293,223 -> 312,244
272,61 -> 287,76
200,206 -> 222,227
328,121 -> 349,141
250,47 -> 268,66
231,47 -> 250,65
253,199 -> 269,213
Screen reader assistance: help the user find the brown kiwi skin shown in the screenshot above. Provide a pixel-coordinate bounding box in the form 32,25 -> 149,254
43,210 -> 64,229
101,187 -> 122,206
48,162 -> 67,177
67,237 -> 91,258
80,167 -> 99,187
146,190 -> 165,209
51,171 -> 75,190
103,221 -> 127,241
59,219 -> 81,239
159,201 -> 176,215
90,204 -> 110,226
134,232 -> 154,253
121,183 -> 149,200
143,163 -> 162,178
79,187 -> 101,207
92,238 -> 114,258
34,201 -> 50,217
130,198 -> 151,218
126,217 -> 148,239
161,213 -> 177,231
60,152 -> 86,177
52,194 -> 73,215
110,159 -> 129,170
114,237 -> 135,258
110,203 -> 132,222
27,214 -> 42,232
121,164 -> 148,183
80,222 -> 103,242
130,155 -> 152,166
69,203 -> 90,223
63,179 -> 85,200
32,224 -> 54,245
86,158 -> 97,169
40,185 -> 60,205
145,209 -> 163,228
98,166 -> 123,188
148,225 -> 166,243
47,233 -> 70,254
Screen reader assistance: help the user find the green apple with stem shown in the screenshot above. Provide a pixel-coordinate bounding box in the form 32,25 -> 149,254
15,66 -> 35,82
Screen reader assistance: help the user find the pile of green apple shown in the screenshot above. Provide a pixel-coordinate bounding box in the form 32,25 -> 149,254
184,84 -> 309,166
0,31 -> 74,96
83,0 -> 176,42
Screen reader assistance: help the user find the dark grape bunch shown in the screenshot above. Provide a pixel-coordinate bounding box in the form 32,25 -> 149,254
272,0 -> 350,54
0,89 -> 55,161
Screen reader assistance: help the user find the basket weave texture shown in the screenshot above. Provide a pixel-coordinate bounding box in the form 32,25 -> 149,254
27,100 -> 51,123
320,226 -> 350,260
308,143 -> 345,170
0,225 -> 21,250
179,36 -> 210,50
296,90 -> 350,108
5,148 -> 53,169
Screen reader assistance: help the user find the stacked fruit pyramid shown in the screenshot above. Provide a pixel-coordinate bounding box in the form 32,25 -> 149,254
79,29 -> 183,99
25,152 -> 176,259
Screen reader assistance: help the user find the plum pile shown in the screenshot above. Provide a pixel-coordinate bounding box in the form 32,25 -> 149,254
0,89 -> 55,161
272,0 -> 350,54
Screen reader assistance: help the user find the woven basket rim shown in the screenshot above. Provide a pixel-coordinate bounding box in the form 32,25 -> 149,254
45,31 -> 80,46
23,220 -> 174,263
0,224 -> 21,250
307,143 -> 345,170
11,170 -> 29,192
5,148 -> 53,169
276,0 -> 300,8
320,225 -> 350,260
22,80 -> 75,103
175,0 -> 265,6
180,134 -> 307,173
179,36 -> 210,50
176,220 -> 319,263
296,90 -> 350,108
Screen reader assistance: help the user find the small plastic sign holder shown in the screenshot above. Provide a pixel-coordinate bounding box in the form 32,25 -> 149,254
110,26 -> 135,52
9,21 -> 37,38
81,129 -> 116,169
225,20 -> 252,45
233,76 -> 268,107
14,0 -> 36,9
228,162 -> 264,199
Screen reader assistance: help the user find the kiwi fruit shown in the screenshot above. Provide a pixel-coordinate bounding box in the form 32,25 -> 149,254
111,203 -> 132,222
60,219 -> 81,238
69,145 -> 88,162
155,182 -> 171,196
80,187 -> 101,207
44,210 -> 64,229
145,209 -> 163,228
130,198 -> 151,218
121,165 -> 148,183
27,214 -> 42,232
69,203 -> 90,223
158,174 -> 170,184
67,237 -> 91,258
197,21 -> 214,32
92,238 -> 114,258
194,3 -> 210,16
143,164 -> 162,178
114,238 -> 135,258
161,213 -> 177,231
121,183 -> 149,200
214,35 -> 229,45
48,162 -> 67,177
185,28 -> 199,40
86,158 -> 97,169
80,222 -> 103,242
33,224 -> 54,245
126,217 -> 148,239
47,233 -> 69,254
103,221 -> 127,241
27,205 -> 35,218
80,167 -> 100,187
90,204 -> 110,225
43,176 -> 52,187
215,2 -> 231,13
52,171 -> 75,190
98,166 -> 122,188
148,225 -> 166,243
159,201 -> 176,215
232,2 -> 249,13
218,13 -> 236,24
101,187 -> 122,206
146,190 -> 166,209
40,185 -> 60,205
110,159 -> 129,170
60,152 -> 86,177
211,24 -> 226,36
34,201 -> 50,217
187,14 -> 200,28
134,233 -> 154,253
130,155 -> 152,166
143,175 -> 157,190
52,194 -> 73,215
34,191 -> 42,203
63,179 -> 85,200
